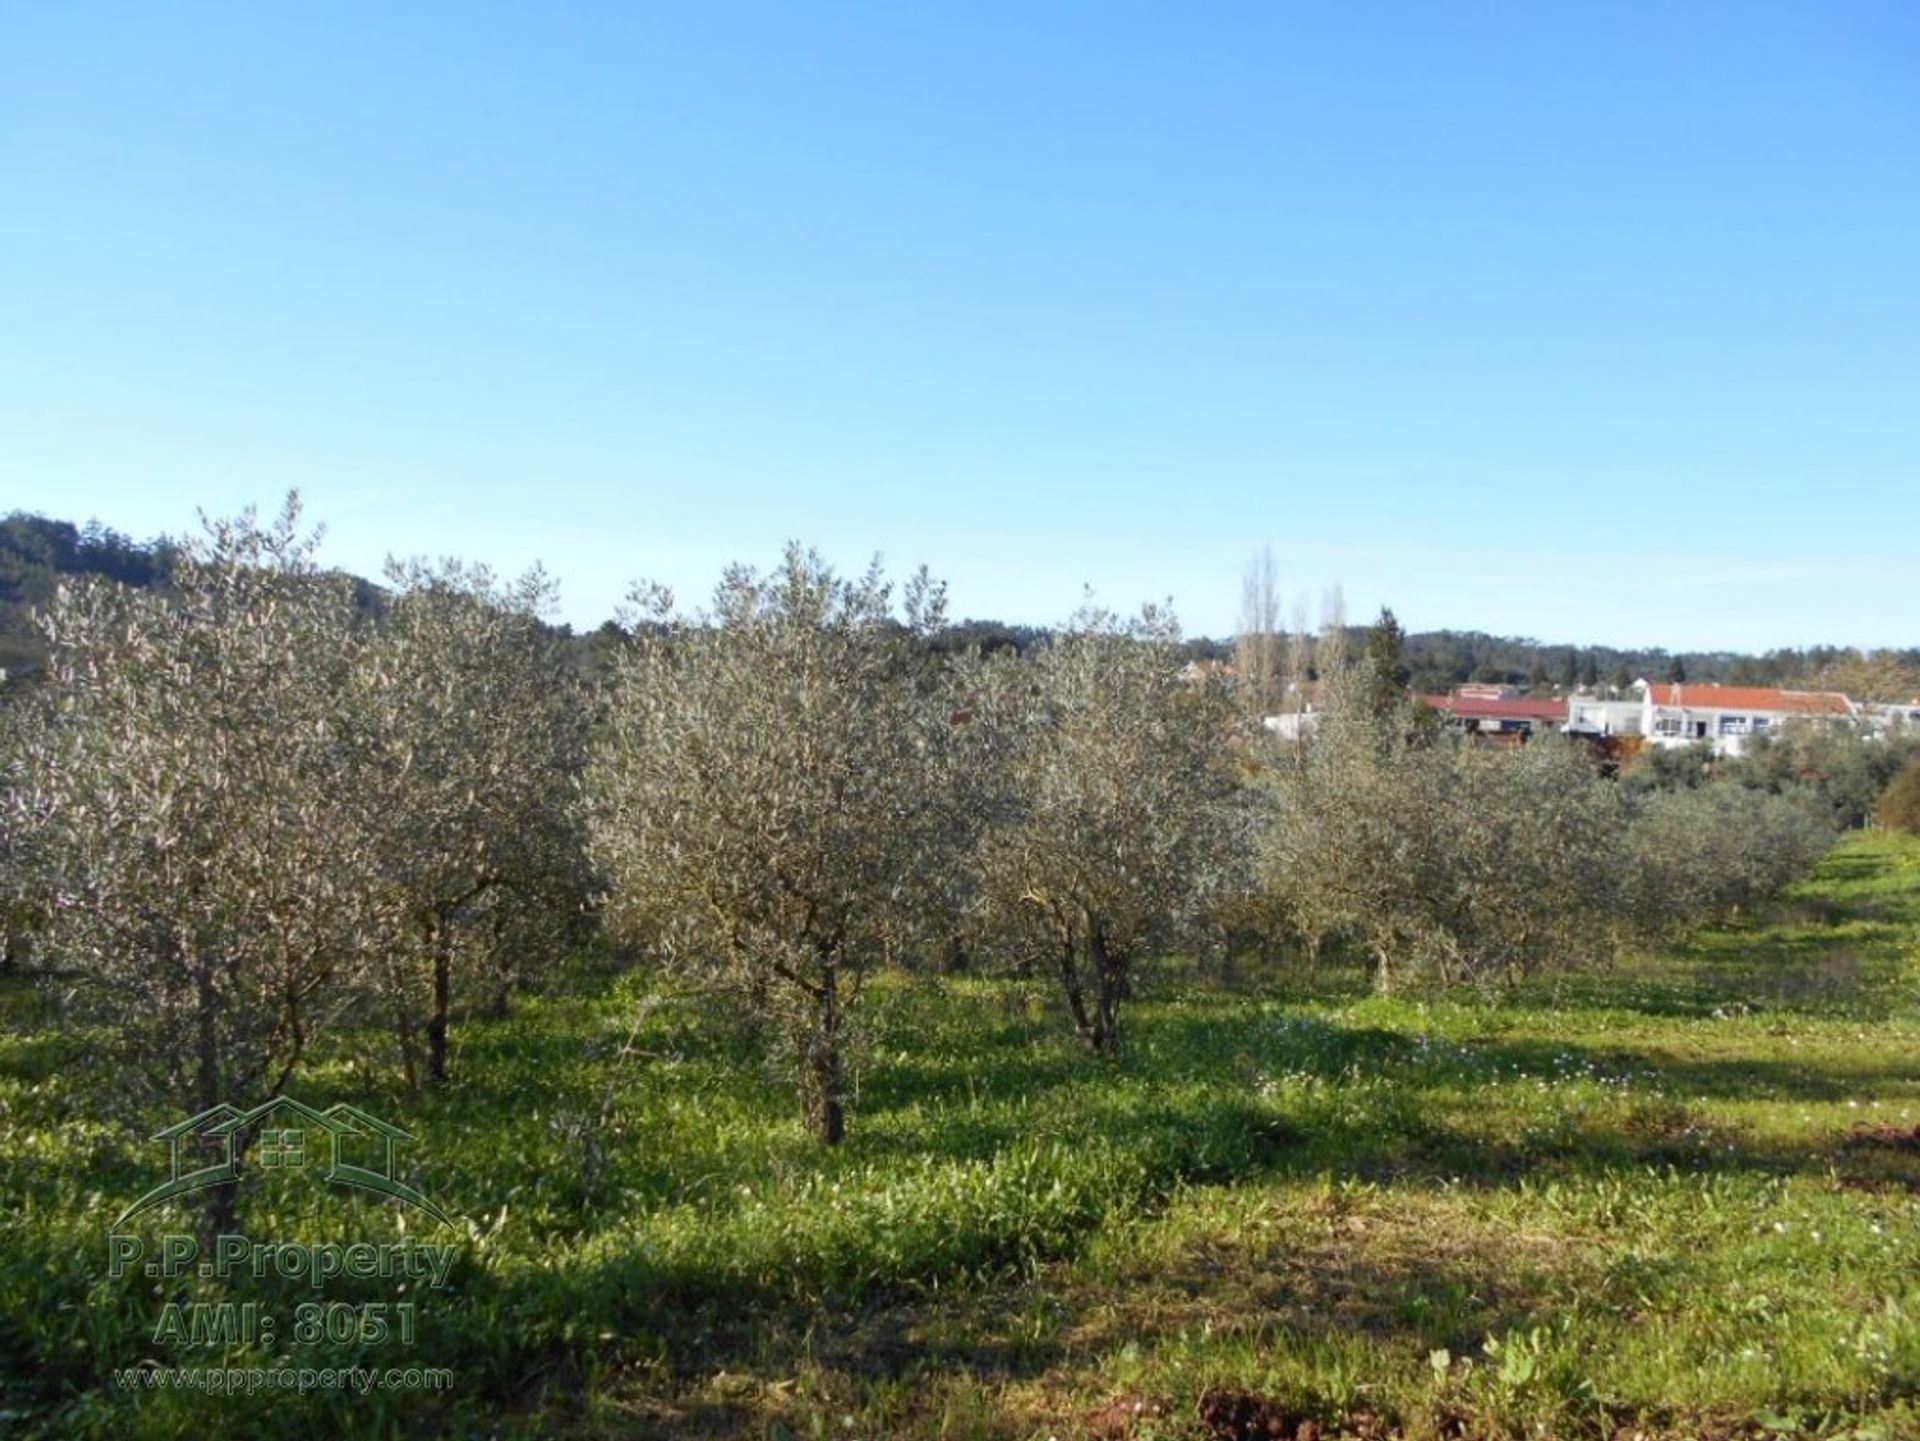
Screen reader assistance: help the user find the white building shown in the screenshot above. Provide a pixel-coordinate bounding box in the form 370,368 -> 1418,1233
1262,711 -> 1319,741
1564,696 -> 1642,738
1637,682 -> 1855,758
1859,701 -> 1920,740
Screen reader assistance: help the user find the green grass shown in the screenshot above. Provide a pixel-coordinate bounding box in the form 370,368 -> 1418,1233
4,835 -> 1919,1439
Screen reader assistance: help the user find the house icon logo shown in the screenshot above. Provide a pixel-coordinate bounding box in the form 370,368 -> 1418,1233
115,1096 -> 454,1229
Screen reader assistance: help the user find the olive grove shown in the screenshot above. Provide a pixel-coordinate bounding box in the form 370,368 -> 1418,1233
0,499 -> 595,1114
1259,662 -> 1628,991
0,501 -> 1874,1152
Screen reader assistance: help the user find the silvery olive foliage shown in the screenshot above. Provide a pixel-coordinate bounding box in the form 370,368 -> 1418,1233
0,482 -> 1848,1138
0,497 -> 601,1110
584,546 -> 952,1144
1261,659 -> 1836,991
1,497 -> 380,1111
1258,665 -> 1449,989
1261,660 -> 1628,991
0,694 -> 50,977
1425,736 -> 1631,985
972,603 -> 1240,1055
901,640 -> 1010,977
358,557 -> 594,1088
1622,783 -> 1833,936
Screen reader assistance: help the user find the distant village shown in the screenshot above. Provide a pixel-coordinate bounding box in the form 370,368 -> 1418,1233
1256,678 -> 1920,758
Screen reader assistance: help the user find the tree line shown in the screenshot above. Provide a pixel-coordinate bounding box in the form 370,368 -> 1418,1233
0,501 -> 1902,1147
11,509 -> 1917,700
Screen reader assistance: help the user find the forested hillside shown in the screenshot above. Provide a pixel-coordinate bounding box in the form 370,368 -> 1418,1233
0,515 -> 177,677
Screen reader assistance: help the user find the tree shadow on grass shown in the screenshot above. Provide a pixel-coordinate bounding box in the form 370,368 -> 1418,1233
1069,1192 -> 1587,1362
1140,991 -> 1919,1104
1539,928 -> 1912,1022
487,1180 -> 1611,1439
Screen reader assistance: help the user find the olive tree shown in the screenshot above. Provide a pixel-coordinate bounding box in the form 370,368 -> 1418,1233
585,546 -> 949,1144
1426,737 -> 1629,986
358,558 -> 593,1088
1258,669 -> 1452,988
901,639 -> 1011,977
974,603 -> 1239,1055
0,693 -> 49,977
0,497 -> 378,1114
1262,661 -> 1627,991
1622,784 -> 1832,936
1722,725 -> 1920,831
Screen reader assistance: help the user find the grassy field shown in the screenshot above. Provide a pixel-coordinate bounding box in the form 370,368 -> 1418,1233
4,834 -> 1919,1440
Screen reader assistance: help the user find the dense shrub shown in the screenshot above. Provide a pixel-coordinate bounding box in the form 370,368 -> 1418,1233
1622,784 -> 1835,936
1720,726 -> 1920,830
1878,758 -> 1920,835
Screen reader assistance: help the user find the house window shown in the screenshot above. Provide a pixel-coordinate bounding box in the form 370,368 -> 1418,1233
1654,715 -> 1684,737
260,1129 -> 306,1168
1753,717 -> 1773,733
1718,715 -> 1750,737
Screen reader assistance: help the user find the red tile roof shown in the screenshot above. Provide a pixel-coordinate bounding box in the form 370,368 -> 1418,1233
1423,693 -> 1568,722
1645,684 -> 1852,717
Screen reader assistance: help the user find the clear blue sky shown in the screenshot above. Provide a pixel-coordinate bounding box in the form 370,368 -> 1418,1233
4,3 -> 1916,649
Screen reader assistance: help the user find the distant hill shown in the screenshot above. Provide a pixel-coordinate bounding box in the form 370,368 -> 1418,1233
0,514 -> 178,679
4,509 -> 1916,700
1175,624 -> 1918,701
1390,630 -> 1920,701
